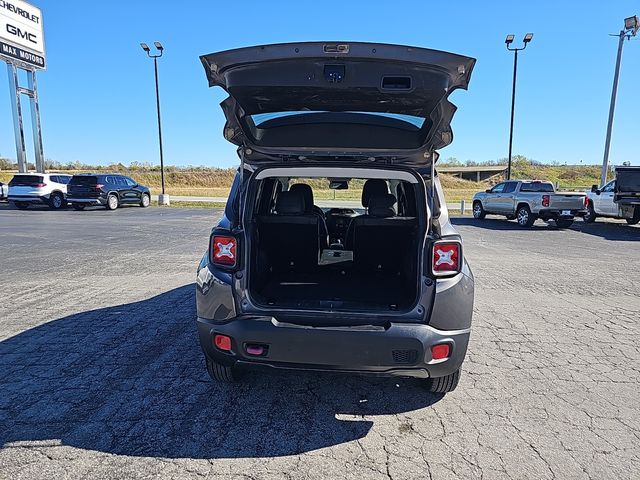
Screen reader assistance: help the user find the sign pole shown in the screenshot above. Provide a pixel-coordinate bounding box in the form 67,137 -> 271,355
7,62 -> 28,173
27,69 -> 45,172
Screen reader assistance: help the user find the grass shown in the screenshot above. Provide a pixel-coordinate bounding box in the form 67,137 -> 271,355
1,161 -> 603,208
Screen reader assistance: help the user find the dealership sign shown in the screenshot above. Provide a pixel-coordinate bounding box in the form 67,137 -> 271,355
0,0 -> 45,69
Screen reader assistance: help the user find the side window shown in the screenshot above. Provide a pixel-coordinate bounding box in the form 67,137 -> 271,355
50,175 -> 59,183
114,176 -> 126,186
503,182 -> 517,193
491,183 -> 505,194
602,181 -> 615,193
60,176 -> 71,184
124,177 -> 137,187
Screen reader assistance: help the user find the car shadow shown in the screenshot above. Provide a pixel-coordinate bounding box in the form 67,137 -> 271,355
0,285 -> 443,459
569,219 -> 640,241
451,216 -> 563,231
451,216 -> 639,240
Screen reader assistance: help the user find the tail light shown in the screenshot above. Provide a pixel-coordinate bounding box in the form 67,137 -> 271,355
35,183 -> 46,188
210,234 -> 238,268
542,195 -> 550,207
95,184 -> 104,189
584,196 -> 588,207
432,240 -> 462,277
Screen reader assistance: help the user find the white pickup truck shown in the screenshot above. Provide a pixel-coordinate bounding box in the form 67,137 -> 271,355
472,180 -> 587,228
585,168 -> 640,225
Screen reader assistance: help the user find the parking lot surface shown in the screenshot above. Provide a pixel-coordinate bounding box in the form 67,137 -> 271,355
0,203 -> 639,479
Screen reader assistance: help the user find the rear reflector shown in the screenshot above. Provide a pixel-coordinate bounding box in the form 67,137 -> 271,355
542,195 -> 550,207
432,241 -> 461,276
211,235 -> 237,267
431,344 -> 451,360
214,334 -> 232,352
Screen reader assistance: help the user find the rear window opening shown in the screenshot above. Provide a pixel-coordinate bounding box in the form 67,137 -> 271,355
520,182 -> 554,193
69,176 -> 98,185
245,168 -> 428,313
9,175 -> 44,186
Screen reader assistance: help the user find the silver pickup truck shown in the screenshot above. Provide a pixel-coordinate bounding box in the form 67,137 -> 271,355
472,180 -> 587,228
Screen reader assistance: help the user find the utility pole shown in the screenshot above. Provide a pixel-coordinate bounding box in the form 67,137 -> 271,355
601,16 -> 638,187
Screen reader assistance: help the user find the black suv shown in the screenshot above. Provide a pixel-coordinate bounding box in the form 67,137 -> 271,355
67,174 -> 151,210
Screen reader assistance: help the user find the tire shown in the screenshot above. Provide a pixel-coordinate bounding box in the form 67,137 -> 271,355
49,192 -> 65,210
472,201 -> 486,219
72,204 -> 86,211
516,205 -> 536,227
140,193 -> 150,208
626,217 -> 640,225
205,357 -> 238,383
14,201 -> 29,210
583,203 -> 596,223
555,218 -> 574,229
106,194 -> 119,210
426,369 -> 460,394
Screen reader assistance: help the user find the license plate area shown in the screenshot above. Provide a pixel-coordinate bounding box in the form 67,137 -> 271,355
561,210 -> 571,216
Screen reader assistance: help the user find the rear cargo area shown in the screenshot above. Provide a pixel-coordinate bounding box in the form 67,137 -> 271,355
246,172 -> 424,312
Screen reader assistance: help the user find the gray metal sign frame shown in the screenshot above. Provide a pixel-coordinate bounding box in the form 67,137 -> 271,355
5,60 -> 45,173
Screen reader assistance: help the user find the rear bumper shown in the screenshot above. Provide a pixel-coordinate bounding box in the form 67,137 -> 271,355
538,208 -> 586,218
67,196 -> 106,205
8,195 -> 49,203
197,316 -> 470,379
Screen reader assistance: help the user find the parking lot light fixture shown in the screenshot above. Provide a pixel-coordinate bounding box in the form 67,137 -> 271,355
505,33 -> 534,180
140,41 -> 169,205
600,15 -> 638,186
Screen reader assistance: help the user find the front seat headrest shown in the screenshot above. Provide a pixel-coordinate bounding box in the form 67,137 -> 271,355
362,179 -> 389,208
289,183 -> 314,214
275,191 -> 305,215
368,193 -> 397,218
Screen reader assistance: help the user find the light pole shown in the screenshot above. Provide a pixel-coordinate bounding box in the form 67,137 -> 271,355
140,41 -> 169,205
505,33 -> 534,180
600,16 -> 638,187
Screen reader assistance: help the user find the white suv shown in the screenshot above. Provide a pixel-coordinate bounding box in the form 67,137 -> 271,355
8,173 -> 72,210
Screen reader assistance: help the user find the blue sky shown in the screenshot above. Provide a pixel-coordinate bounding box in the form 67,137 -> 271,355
0,0 -> 639,168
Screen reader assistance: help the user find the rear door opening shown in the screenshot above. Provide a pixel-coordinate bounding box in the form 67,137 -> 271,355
244,167 -> 428,313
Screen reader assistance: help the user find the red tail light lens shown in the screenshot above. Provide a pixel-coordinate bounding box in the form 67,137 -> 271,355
35,183 -> 46,188
431,344 -> 451,360
95,184 -> 104,189
542,195 -> 550,207
432,241 -> 461,276
214,334 -> 232,352
211,235 -> 237,267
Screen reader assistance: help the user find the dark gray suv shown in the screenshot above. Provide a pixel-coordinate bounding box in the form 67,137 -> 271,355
196,42 -> 475,393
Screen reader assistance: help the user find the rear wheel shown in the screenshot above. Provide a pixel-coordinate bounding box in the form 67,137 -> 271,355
626,216 -> 640,225
472,201 -> 486,219
425,369 -> 460,393
49,192 -> 65,210
14,201 -> 29,210
106,194 -> 119,210
516,205 -> 535,227
205,357 -> 238,383
583,203 -> 596,223
555,218 -> 574,229
140,193 -> 150,208
72,204 -> 86,211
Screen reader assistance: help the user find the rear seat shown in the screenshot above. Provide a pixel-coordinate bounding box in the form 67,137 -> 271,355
257,191 -> 322,272
346,193 -> 417,273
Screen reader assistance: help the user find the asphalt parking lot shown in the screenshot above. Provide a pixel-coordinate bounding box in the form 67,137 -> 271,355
0,202 -> 639,479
